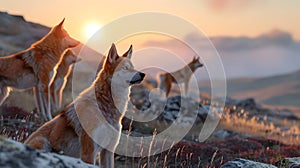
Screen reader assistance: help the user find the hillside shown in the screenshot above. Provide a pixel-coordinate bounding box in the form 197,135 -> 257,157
0,11 -> 50,54
229,71 -> 300,107
200,70 -> 300,110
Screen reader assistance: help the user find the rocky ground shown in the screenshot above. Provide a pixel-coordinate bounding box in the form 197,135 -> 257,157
1,87 -> 300,167
115,85 -> 300,167
1,135 -> 300,168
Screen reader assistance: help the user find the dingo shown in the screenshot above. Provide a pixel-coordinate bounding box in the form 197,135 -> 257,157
25,44 -> 145,167
0,19 -> 79,121
158,56 -> 203,97
50,49 -> 81,112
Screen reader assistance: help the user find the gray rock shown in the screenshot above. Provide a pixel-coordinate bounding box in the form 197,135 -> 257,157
221,158 -> 276,168
275,157 -> 300,168
0,137 -> 97,168
209,130 -> 251,141
225,98 -> 260,112
164,95 -> 181,111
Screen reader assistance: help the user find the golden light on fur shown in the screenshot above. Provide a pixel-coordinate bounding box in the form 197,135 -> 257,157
24,44 -> 145,166
85,23 -> 101,38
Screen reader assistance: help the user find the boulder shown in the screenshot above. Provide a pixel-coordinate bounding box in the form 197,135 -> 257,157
221,158 -> 276,168
0,137 -> 97,168
275,157 -> 300,168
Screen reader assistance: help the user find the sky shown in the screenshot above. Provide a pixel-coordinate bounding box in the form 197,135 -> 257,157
1,0 -> 300,42
1,0 -> 300,79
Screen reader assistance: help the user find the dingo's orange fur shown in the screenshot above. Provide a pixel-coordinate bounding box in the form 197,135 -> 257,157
50,49 -> 80,112
25,44 -> 145,166
0,19 -> 79,121
158,57 -> 203,97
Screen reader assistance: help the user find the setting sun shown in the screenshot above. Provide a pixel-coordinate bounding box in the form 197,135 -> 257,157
85,23 -> 101,38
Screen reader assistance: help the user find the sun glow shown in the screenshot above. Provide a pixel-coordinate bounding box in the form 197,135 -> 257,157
85,23 -> 101,38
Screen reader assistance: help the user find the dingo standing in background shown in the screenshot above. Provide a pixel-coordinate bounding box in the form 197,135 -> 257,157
158,56 -> 203,97
0,19 -> 79,121
50,49 -> 81,112
25,44 -> 145,167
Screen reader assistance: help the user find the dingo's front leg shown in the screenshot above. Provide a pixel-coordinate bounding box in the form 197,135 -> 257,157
33,86 -> 48,121
80,131 -> 97,164
100,149 -> 114,168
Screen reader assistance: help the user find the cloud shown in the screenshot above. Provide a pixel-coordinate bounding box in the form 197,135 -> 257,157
185,29 -> 296,52
206,0 -> 256,12
142,30 -> 300,79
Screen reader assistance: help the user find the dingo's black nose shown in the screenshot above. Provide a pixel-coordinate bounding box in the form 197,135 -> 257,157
130,72 -> 145,85
139,72 -> 145,79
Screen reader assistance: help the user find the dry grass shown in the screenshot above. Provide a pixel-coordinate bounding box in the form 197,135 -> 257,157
219,105 -> 300,145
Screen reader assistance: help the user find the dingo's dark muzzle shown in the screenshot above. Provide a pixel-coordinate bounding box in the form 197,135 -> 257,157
129,72 -> 145,85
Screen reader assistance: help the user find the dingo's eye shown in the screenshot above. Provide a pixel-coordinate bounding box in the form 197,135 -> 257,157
123,66 -> 129,70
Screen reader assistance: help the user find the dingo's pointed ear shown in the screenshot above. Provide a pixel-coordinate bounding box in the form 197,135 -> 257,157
107,43 -> 119,64
69,49 -> 76,56
56,18 -> 65,30
123,45 -> 133,58
123,45 -> 133,59
193,56 -> 199,61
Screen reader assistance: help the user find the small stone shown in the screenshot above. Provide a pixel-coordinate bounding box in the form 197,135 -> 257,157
221,158 -> 276,168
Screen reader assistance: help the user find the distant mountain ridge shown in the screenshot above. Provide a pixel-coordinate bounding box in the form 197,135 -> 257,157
200,70 -> 300,108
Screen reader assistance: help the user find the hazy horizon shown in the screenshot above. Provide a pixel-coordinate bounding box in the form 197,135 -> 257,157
1,1 -> 300,79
